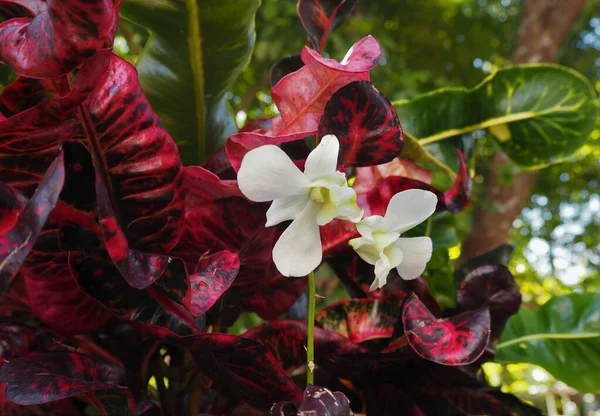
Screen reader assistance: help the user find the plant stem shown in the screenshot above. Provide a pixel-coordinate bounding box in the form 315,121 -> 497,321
307,270 -> 316,385
425,216 -> 433,237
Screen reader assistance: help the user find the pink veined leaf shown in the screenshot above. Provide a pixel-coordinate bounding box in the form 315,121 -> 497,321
273,35 -> 381,135
403,294 -> 491,366
0,1 -> 48,19
318,80 -> 404,167
0,0 -> 119,78
271,385 -> 354,416
226,36 -> 382,172
297,0 -> 359,52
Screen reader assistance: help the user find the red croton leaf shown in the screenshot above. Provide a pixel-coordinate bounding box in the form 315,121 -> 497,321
0,152 -> 65,296
271,385 -> 353,416
69,252 -> 200,339
273,35 -> 381,136
172,167 -> 305,320
456,265 -> 521,340
0,324 -> 55,359
0,352 -> 130,405
244,320 -> 366,372
357,150 -> 472,216
316,292 -> 408,344
190,334 -> 303,410
318,80 -> 403,167
185,250 -> 240,317
23,227 -> 112,335
364,385 -> 425,416
0,1 -> 48,20
0,0 -> 118,78
402,294 -> 491,365
297,0 -> 359,52
226,36 -> 382,172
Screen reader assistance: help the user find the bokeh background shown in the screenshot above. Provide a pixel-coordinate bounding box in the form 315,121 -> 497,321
114,0 -> 599,414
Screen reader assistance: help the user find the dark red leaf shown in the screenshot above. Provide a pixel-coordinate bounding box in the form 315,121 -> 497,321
456,265 -> 521,339
0,0 -> 117,78
270,55 -> 304,88
327,251 -> 377,298
191,334 -> 303,410
0,51 -> 110,197
173,171 -> 304,319
320,219 -> 359,257
0,152 -> 65,296
23,240 -> 111,335
0,386 -> 80,416
271,385 -> 353,416
357,150 -> 472,216
244,320 -> 366,372
271,35 -> 381,136
421,387 -> 513,416
0,352 -> 130,405
239,117 -> 276,134
0,77 -> 67,116
70,252 -> 200,338
0,324 -> 54,359
297,0 -> 359,52
0,1 -> 45,21
186,250 -> 240,317
403,294 -> 490,365
318,80 -> 403,167
316,292 -> 407,343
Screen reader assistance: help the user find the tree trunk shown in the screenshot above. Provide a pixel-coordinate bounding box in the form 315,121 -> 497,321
459,0 -> 586,263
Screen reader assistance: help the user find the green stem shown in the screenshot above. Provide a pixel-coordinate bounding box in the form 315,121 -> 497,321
425,216 -> 433,237
307,271 -> 316,385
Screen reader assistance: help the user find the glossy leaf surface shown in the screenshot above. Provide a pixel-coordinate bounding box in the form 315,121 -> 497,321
120,0 -> 260,163
395,65 -> 599,168
318,80 -> 403,167
403,295 -> 490,365
0,0 -> 117,78
271,385 -> 353,416
316,293 -> 407,343
496,293 -> 600,392
457,265 -> 521,339
0,352 -> 129,405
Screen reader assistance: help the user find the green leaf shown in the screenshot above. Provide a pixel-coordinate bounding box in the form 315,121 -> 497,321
120,0 -> 261,164
394,64 -> 599,169
496,293 -> 600,392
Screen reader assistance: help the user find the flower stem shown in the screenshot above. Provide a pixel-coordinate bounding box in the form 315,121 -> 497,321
425,216 -> 433,237
307,270 -> 316,385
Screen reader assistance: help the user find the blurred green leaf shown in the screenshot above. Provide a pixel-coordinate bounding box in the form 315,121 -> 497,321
395,65 -> 599,169
120,0 -> 260,164
496,293 -> 600,393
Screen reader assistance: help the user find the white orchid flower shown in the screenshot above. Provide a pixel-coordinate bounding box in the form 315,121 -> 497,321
349,189 -> 437,291
238,135 -> 362,277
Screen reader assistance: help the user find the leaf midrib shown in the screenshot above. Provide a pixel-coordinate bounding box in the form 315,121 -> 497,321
496,331 -> 600,349
185,0 -> 205,164
393,103 -> 584,146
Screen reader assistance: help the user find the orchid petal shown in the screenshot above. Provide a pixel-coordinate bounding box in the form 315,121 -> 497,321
393,237 -> 433,280
238,145 -> 309,202
304,135 -> 340,180
266,194 -> 311,227
272,202 -> 322,277
382,189 -> 437,233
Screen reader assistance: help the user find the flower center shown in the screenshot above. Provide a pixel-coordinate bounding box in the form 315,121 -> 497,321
309,186 -> 330,204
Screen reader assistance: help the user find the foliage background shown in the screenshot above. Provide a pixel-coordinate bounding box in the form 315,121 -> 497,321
71,0 -> 600,413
